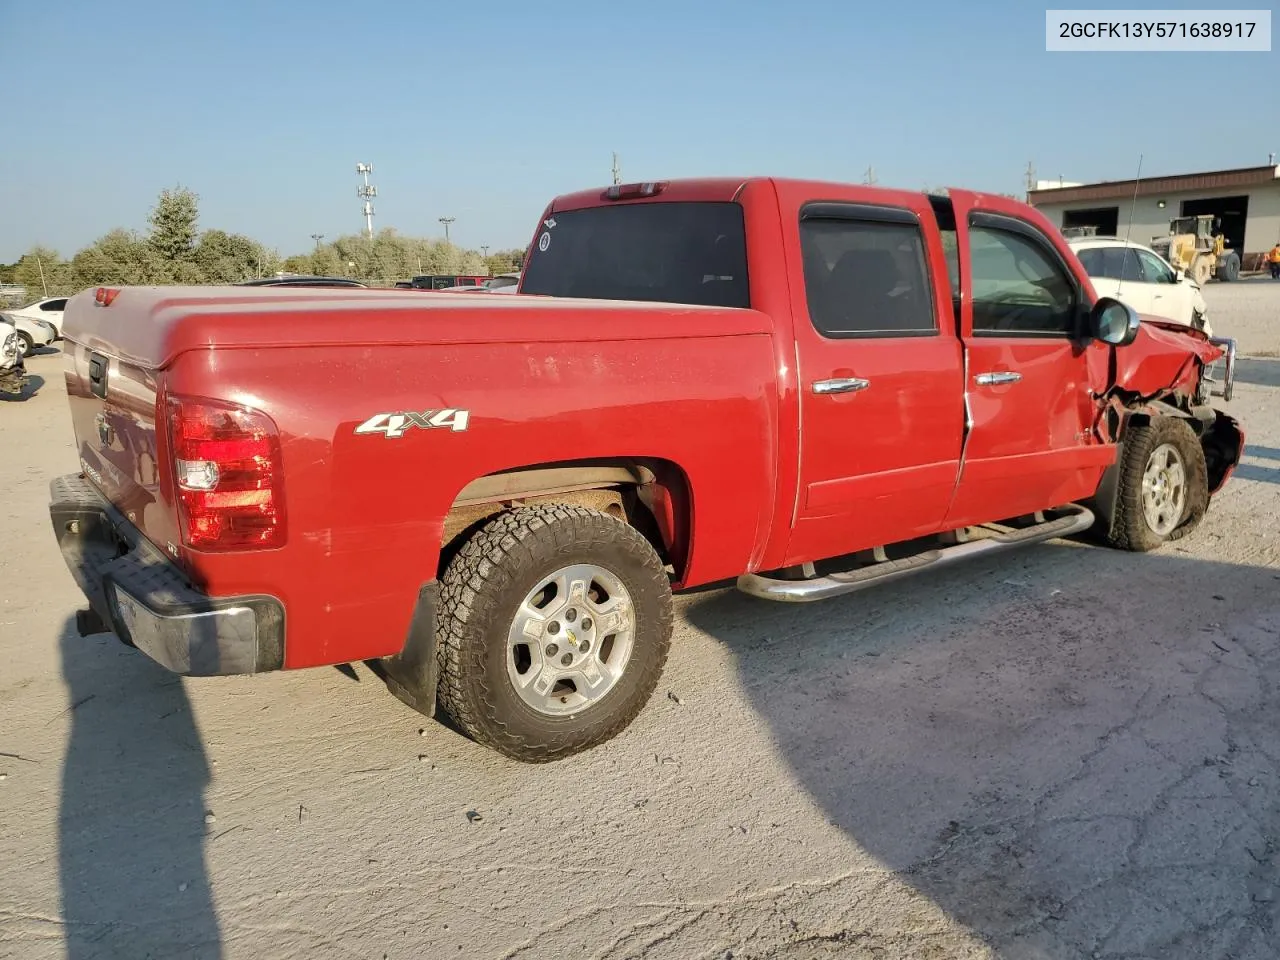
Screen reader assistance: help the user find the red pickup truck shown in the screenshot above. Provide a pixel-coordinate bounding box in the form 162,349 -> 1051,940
50,177 -> 1242,762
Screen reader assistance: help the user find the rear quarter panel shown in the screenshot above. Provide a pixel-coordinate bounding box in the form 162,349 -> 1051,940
170,312 -> 779,669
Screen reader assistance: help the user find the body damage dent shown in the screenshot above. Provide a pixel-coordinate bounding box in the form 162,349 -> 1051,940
1088,322 -> 1237,526
1113,320 -> 1221,398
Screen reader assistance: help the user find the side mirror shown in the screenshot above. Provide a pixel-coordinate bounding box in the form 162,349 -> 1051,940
1173,268 -> 1184,282
1090,296 -> 1141,346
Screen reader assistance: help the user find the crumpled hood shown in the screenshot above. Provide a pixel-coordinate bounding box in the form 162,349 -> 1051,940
1113,316 -> 1222,399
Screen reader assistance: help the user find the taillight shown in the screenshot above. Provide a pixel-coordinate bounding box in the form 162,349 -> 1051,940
94,287 -> 120,306
166,395 -> 286,550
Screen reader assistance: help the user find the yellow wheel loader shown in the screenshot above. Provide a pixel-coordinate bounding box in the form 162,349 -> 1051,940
1150,215 -> 1241,285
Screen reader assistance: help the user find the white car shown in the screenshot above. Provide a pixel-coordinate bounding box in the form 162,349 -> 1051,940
1067,238 -> 1210,335
0,311 -> 58,357
6,296 -> 68,338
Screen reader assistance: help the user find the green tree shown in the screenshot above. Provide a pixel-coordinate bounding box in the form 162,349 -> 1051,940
148,186 -> 200,266
14,246 -> 73,298
194,229 -> 279,283
70,229 -> 168,286
485,248 -> 525,275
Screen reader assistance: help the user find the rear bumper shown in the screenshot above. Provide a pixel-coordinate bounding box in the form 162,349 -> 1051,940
49,474 -> 285,676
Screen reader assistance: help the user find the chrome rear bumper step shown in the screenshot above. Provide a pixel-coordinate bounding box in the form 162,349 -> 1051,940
736,503 -> 1096,603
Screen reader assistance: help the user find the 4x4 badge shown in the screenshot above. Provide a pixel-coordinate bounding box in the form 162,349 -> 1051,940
354,409 -> 470,438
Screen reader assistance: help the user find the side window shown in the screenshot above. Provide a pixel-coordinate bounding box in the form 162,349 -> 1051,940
800,216 -> 936,338
1075,248 -> 1104,277
41,298 -> 68,311
1100,247 -> 1144,283
969,226 -> 1077,336
1137,250 -> 1174,284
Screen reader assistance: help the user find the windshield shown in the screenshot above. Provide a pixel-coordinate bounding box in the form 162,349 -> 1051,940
519,201 -> 750,308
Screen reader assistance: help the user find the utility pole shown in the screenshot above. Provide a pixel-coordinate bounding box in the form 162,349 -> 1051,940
439,217 -> 456,244
356,163 -> 377,239
612,152 -> 621,185
1024,160 -> 1037,193
310,233 -> 325,251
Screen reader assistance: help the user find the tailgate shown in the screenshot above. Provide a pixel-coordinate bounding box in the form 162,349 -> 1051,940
63,332 -> 180,562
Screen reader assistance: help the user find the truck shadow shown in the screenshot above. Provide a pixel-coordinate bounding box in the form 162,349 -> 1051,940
685,543 -> 1280,958
57,618 -> 222,959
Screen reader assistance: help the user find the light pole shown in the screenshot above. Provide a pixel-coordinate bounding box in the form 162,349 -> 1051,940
356,163 -> 376,239
311,233 -> 325,251
481,245 -> 489,258
439,217 -> 456,244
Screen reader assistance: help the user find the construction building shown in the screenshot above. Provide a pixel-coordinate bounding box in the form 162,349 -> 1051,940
1028,163 -> 1280,271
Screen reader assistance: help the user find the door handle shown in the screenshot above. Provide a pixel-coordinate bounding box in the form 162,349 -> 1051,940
974,371 -> 1022,386
812,377 -> 871,395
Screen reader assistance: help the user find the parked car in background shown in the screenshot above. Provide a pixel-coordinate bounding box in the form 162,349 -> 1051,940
484,273 -> 521,290
0,316 -> 26,397
6,296 -> 69,338
1067,237 -> 1210,335
408,275 -> 490,290
0,310 -> 58,357
237,275 -> 368,288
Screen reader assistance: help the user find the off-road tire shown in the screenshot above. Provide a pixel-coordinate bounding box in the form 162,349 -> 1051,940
436,504 -> 673,763
1106,417 -> 1208,552
1216,253 -> 1240,282
1191,256 -> 1213,287
16,332 -> 33,357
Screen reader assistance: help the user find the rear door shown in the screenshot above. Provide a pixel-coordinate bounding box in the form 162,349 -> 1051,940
774,183 -> 965,566
943,191 -> 1115,528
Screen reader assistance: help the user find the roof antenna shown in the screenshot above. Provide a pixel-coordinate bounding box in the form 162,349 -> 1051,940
1117,154 -> 1143,298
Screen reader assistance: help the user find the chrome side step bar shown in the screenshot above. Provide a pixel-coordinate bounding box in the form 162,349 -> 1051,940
736,504 -> 1096,603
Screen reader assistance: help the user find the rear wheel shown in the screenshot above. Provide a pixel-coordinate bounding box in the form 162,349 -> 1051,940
1216,253 -> 1240,282
16,332 -> 33,357
1106,417 -> 1208,552
1191,256 -> 1213,287
436,504 -> 673,762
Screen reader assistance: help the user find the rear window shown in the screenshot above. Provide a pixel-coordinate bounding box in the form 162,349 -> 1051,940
519,201 -> 750,308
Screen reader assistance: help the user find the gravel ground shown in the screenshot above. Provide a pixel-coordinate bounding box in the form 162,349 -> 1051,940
1,282 -> 1279,960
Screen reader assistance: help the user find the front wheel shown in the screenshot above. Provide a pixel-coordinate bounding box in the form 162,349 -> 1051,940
436,504 -> 673,762
16,332 -> 33,357
1106,417 -> 1208,552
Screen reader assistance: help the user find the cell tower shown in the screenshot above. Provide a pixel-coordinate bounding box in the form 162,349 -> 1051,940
612,152 -> 621,185
356,162 -> 377,239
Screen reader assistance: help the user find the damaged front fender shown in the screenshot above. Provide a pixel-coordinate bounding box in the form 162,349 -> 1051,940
1112,319 -> 1222,399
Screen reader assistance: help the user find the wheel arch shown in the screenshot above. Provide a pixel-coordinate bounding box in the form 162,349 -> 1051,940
436,457 -> 694,581
1091,402 -> 1231,529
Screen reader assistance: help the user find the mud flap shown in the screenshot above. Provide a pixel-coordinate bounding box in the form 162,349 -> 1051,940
378,581 -> 441,719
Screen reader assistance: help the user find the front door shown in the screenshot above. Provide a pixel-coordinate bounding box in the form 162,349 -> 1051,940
1133,247 -> 1195,325
943,191 -> 1115,528
777,184 -> 966,567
